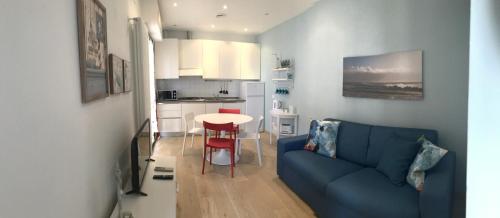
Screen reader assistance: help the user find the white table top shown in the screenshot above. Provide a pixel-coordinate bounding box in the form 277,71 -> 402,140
195,113 -> 253,125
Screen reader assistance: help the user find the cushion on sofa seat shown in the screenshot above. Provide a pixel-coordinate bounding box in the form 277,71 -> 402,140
326,168 -> 420,218
367,125 -> 438,167
283,150 -> 363,191
335,121 -> 371,165
376,136 -> 421,186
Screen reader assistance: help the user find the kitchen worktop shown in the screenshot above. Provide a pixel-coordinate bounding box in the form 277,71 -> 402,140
157,97 -> 246,104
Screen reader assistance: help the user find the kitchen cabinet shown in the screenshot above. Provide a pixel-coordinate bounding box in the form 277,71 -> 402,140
239,43 -> 261,80
179,40 -> 203,76
157,102 -> 247,133
219,41 -> 241,80
202,40 -> 221,79
158,118 -> 182,132
157,103 -> 182,132
155,39 -> 179,79
205,103 -> 223,114
181,103 -> 205,129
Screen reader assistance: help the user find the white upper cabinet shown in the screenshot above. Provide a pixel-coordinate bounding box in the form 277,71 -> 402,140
202,40 -> 221,79
155,39 -> 179,79
239,43 -> 261,80
219,41 -> 241,80
152,39 -> 261,80
179,40 -> 203,76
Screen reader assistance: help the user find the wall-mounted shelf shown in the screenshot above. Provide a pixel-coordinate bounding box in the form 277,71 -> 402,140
273,67 -> 292,71
271,62 -> 294,91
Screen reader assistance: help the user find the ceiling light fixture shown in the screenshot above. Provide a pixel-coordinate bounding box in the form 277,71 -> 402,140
211,24 -> 215,28
223,4 -> 228,10
244,28 -> 248,32
173,2 -> 178,7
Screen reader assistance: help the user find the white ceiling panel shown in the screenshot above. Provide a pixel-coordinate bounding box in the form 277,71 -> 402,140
158,0 -> 318,35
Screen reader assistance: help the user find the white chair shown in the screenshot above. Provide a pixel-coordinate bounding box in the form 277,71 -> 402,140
182,112 -> 204,156
237,116 -> 265,166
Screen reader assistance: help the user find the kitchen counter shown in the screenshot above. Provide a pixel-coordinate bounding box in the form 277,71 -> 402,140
157,97 -> 246,104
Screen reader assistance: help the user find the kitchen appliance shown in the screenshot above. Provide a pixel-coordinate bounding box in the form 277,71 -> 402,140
241,82 -> 265,132
157,90 -> 177,101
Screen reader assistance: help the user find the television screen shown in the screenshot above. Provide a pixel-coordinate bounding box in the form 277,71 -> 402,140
128,119 -> 155,196
136,121 -> 151,187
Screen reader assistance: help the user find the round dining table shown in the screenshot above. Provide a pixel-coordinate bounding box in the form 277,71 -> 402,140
194,113 -> 253,165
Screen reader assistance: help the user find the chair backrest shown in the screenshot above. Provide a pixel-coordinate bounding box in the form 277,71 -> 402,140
219,108 -> 240,114
203,121 -> 234,131
183,112 -> 195,130
203,121 -> 236,140
256,116 -> 264,133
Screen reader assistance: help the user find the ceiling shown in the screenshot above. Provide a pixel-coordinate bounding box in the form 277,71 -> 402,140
158,0 -> 318,35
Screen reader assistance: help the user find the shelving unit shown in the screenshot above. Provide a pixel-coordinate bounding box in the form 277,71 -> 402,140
269,110 -> 299,144
271,66 -> 294,89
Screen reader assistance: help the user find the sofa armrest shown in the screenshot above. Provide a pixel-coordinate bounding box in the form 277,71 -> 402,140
277,134 -> 308,176
419,151 -> 456,218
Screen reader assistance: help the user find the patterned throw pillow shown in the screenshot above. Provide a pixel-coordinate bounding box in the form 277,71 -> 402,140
406,135 -> 448,191
304,120 -> 341,158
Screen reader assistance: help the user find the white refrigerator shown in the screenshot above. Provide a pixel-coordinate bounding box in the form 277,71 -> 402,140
240,82 -> 265,132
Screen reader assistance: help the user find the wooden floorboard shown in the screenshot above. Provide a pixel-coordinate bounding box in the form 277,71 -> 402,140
154,133 -> 316,218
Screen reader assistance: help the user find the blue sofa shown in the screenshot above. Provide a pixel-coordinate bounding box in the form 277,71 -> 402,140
277,119 -> 456,218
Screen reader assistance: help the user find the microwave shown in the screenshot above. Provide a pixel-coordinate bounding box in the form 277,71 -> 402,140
157,90 -> 177,101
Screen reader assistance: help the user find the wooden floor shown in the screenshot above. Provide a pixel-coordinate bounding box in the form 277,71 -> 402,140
154,133 -> 316,218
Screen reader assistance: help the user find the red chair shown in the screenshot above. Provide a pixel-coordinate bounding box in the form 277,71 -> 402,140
218,108 -> 241,134
218,108 -> 241,114
202,121 -> 237,177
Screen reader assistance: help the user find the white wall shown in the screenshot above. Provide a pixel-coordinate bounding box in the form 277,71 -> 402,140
259,0 -> 469,204
467,0 -> 500,217
0,0 -> 138,217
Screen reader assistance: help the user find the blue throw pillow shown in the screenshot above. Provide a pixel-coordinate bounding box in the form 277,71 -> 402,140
406,136 -> 448,191
376,136 -> 421,186
304,120 -> 341,158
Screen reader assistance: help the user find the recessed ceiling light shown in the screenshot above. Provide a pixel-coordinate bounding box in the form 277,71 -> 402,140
222,4 -> 228,10
244,28 -> 248,32
173,2 -> 178,7
211,24 -> 215,28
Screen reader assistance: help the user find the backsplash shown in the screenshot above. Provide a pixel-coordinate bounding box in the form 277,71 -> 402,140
156,77 -> 241,97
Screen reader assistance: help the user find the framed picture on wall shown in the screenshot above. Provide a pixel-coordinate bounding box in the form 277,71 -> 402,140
123,60 -> 132,92
109,54 -> 124,94
77,0 -> 109,103
343,50 -> 423,100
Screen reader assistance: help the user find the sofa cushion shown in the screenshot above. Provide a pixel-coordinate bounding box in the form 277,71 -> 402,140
335,121 -> 371,165
304,120 -> 341,158
407,136 -> 448,191
326,168 -> 420,218
283,150 -> 362,192
376,136 -> 421,185
367,125 -> 438,167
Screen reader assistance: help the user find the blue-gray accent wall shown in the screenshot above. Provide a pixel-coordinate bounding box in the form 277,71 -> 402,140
259,0 -> 469,196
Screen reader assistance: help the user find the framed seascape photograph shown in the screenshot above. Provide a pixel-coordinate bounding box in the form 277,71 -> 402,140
77,0 -> 109,103
343,50 -> 423,100
109,54 -> 124,94
123,60 -> 132,92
